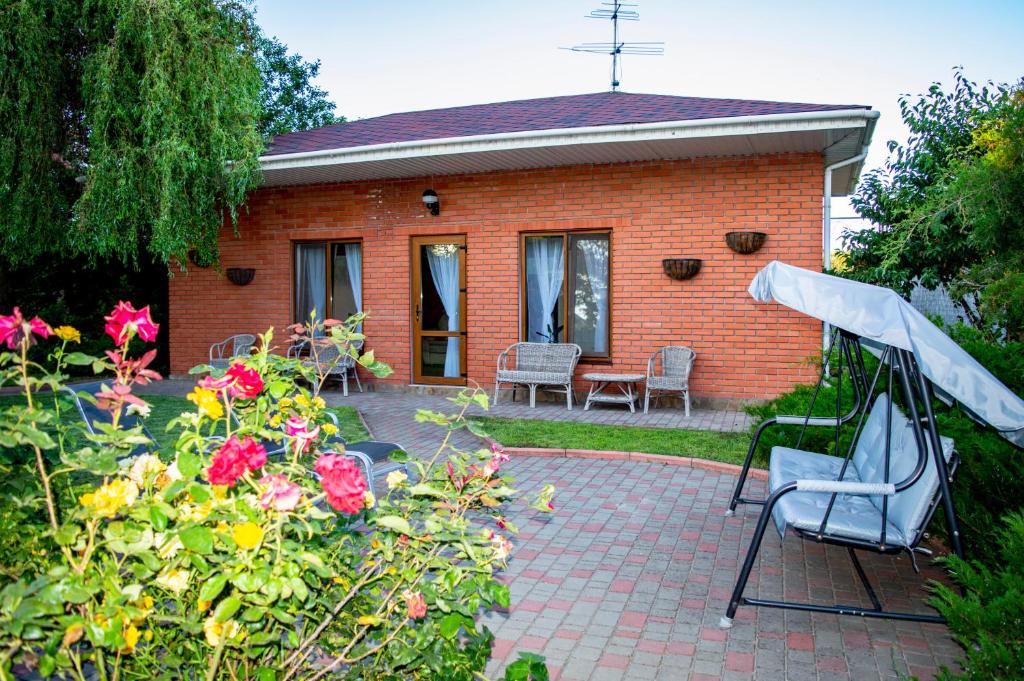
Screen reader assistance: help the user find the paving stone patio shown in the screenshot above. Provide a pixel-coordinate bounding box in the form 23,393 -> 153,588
334,391 -> 961,681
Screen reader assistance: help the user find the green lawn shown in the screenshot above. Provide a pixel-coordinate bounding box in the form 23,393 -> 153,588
471,416 -> 752,466
0,393 -> 369,451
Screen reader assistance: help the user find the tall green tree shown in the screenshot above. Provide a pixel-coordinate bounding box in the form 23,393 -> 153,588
0,0 -> 265,269
256,33 -> 342,138
844,70 -> 1024,338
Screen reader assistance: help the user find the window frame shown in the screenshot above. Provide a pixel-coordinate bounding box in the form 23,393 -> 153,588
519,230 -> 612,360
291,239 -> 363,324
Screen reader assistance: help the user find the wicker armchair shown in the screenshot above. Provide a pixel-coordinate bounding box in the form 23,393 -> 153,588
209,334 -> 257,370
494,342 -> 582,410
289,338 -> 363,396
644,345 -> 696,416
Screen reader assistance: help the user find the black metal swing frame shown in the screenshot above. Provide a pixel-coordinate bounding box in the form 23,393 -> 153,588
720,329 -> 964,627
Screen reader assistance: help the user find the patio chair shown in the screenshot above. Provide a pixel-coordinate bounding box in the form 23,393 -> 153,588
494,342 -> 582,410
209,334 -> 257,370
62,380 -> 159,460
643,345 -> 696,416
289,338 -> 363,396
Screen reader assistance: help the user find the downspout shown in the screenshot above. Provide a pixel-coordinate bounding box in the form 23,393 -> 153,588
822,147 -> 868,352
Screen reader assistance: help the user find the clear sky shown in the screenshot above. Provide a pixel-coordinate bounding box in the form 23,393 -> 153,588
254,0 -> 1024,241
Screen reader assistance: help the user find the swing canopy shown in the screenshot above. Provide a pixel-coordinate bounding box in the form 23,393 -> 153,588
749,261 -> 1024,447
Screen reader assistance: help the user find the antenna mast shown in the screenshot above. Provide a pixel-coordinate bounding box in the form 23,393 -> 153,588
562,2 -> 663,92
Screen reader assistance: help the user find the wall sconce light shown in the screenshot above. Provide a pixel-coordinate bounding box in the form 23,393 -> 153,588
422,189 -> 440,216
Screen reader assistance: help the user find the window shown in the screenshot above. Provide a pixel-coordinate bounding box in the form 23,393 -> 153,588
294,241 -> 362,325
521,232 -> 610,357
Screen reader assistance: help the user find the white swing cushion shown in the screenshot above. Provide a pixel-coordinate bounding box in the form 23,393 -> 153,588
769,394 -> 954,548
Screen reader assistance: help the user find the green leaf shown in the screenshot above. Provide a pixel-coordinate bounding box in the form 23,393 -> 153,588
187,482 -> 211,504
438,612 -> 468,639
471,391 -> 490,411
176,450 -> 201,478
149,505 -> 168,532
407,484 -> 445,498
213,595 -> 242,623
375,515 -> 413,535
179,525 -> 214,555
63,352 -> 97,366
199,574 -> 229,602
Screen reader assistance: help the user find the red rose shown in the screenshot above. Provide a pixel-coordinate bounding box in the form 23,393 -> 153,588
207,435 -> 268,486
315,454 -> 367,515
104,301 -> 159,346
200,362 -> 263,400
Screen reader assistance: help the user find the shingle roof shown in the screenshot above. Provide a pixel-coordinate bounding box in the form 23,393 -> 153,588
263,91 -> 870,157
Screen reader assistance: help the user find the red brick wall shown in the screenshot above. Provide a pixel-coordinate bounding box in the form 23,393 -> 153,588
169,153 -> 824,401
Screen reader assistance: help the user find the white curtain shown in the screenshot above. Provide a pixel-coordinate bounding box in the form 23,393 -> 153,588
426,247 -> 460,377
581,239 -> 609,353
295,244 -> 326,329
345,243 -> 363,330
526,237 -> 564,342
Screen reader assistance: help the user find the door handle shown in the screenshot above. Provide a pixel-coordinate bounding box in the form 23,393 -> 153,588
415,305 -> 421,322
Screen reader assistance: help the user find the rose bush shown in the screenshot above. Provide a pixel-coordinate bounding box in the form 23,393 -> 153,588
0,307 -> 553,680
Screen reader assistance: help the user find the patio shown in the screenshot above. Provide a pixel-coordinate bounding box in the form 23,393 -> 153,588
333,390 -> 961,680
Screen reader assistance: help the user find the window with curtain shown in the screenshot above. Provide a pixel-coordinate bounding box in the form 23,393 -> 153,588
521,232 -> 610,357
294,241 -> 363,326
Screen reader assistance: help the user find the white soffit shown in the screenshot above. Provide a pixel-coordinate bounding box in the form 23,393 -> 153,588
258,109 -> 878,196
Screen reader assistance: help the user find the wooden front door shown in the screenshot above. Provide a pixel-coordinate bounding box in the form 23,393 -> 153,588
411,235 -> 467,385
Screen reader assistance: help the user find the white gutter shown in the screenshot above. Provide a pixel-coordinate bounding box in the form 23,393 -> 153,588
822,146 -> 869,272
259,108 -> 878,172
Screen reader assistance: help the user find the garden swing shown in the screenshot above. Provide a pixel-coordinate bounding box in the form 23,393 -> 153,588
720,262 -> 1024,628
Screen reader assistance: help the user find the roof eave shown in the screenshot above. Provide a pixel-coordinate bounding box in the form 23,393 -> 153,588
257,108 -> 879,187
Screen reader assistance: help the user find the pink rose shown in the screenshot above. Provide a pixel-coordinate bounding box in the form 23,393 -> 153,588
285,417 -> 321,456
104,301 -> 159,346
315,454 -> 367,515
207,435 -> 267,486
258,474 -> 302,512
403,590 -> 427,620
0,307 -> 51,349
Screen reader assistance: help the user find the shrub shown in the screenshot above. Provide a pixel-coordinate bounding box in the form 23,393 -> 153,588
930,512 -> 1024,680
0,305 -> 553,680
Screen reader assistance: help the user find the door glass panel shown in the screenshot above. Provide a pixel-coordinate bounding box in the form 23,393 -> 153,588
420,337 -> 459,378
524,236 -> 565,343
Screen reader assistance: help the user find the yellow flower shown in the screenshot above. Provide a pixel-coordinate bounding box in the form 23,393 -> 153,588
204,617 -> 245,647
294,394 -> 310,408
268,414 -> 282,428
126,454 -> 165,487
143,629 -> 153,642
363,490 -> 375,508
211,485 -> 228,500
313,396 -> 326,409
79,479 -> 139,519
53,325 -> 81,343
123,624 -> 141,653
322,422 -> 338,436
62,623 -> 85,647
214,521 -> 230,534
386,470 -> 408,489
187,386 -> 224,420
232,522 -> 264,551
278,397 -> 293,409
155,568 -> 191,595
178,501 -> 212,522
198,599 -> 212,612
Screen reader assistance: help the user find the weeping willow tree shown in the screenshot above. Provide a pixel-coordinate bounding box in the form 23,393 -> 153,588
0,0 -> 265,268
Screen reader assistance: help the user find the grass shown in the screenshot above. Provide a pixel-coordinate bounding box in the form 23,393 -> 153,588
471,416 -> 752,466
0,393 -> 370,451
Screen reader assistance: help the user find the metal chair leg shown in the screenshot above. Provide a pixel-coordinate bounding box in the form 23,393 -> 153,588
529,385 -> 537,408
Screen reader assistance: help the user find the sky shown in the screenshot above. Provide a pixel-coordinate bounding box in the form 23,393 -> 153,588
254,0 -> 1024,243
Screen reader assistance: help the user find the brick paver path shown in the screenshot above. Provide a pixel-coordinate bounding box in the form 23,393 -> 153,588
141,380 -> 960,679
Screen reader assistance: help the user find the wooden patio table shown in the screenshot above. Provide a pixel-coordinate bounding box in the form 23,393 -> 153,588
582,372 -> 645,413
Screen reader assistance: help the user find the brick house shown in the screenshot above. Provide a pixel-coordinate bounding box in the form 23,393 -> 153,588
168,92 -> 877,405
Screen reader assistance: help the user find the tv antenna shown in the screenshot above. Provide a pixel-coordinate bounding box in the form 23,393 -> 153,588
562,2 -> 663,92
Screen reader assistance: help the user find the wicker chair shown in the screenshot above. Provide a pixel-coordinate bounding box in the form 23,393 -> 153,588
644,345 -> 696,416
209,334 -> 257,370
494,342 -> 582,410
289,338 -> 363,397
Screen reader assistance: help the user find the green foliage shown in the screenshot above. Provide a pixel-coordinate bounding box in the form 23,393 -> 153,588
0,0 -> 264,269
930,512 -> 1024,680
256,32 -> 341,138
845,69 -> 1024,339
471,417 -> 751,465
